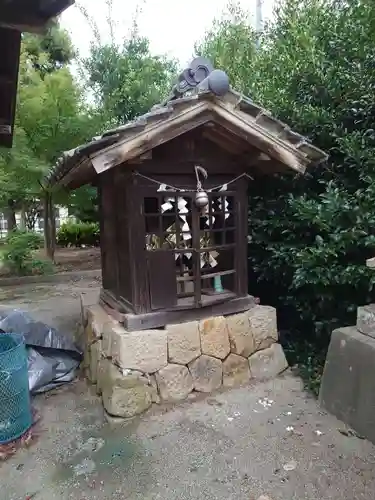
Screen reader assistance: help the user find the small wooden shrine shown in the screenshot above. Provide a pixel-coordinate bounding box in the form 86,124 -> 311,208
47,58 -> 327,331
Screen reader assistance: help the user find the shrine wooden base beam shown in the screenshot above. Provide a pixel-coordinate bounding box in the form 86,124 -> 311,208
100,288 -> 256,331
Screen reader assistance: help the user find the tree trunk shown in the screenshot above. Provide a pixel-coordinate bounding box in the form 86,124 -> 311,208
43,191 -> 56,262
6,199 -> 16,233
20,205 -> 26,230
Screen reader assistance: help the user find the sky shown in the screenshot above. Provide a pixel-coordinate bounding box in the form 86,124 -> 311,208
60,0 -> 275,67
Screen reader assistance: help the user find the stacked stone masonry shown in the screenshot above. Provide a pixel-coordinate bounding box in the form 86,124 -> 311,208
80,303 -> 288,419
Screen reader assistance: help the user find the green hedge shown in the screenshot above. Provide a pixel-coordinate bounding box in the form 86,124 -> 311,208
5,229 -> 44,250
56,221 -> 100,247
1,229 -> 52,275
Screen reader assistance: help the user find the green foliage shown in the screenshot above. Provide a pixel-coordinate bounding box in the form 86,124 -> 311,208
1,230 -> 52,276
0,19 -> 104,248
199,0 -> 375,391
0,21 -> 81,198
67,186 -> 99,223
22,20 -> 76,75
82,30 -> 177,124
0,128 -> 47,208
56,221 -> 100,248
196,3 -> 257,92
17,39 -> 103,166
283,334 -> 327,396
5,229 -> 44,250
27,258 -> 55,276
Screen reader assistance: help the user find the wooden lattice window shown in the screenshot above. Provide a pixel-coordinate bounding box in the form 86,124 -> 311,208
143,190 -> 239,310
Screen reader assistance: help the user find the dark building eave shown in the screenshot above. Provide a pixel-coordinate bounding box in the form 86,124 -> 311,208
0,0 -> 74,148
0,0 -> 74,32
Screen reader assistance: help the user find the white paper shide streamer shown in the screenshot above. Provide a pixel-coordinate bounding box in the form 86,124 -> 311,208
158,190 -> 217,268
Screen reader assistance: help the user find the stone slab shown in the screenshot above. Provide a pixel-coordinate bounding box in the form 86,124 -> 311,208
155,364 -> 194,401
149,374 -> 161,404
84,322 -> 96,347
102,321 -> 125,358
227,311 -> 255,357
86,304 -> 113,339
75,324 -> 85,352
188,355 -> 223,393
88,340 -> 100,384
222,353 -> 251,388
111,328 -> 168,373
167,321 -> 201,364
80,291 -> 100,327
102,364 -> 153,418
104,410 -> 135,426
199,316 -> 230,360
319,326 -> 375,444
356,304 -> 375,338
97,358 -> 111,396
248,343 -> 288,380
248,305 -> 278,351
82,345 -> 90,371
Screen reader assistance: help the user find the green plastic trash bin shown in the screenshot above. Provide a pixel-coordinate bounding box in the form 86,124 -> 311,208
0,333 -> 32,444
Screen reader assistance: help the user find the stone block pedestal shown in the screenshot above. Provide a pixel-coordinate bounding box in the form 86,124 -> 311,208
81,303 -> 288,420
320,325 -> 375,443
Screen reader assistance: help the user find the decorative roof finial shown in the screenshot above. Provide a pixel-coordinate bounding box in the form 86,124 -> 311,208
161,57 -> 230,105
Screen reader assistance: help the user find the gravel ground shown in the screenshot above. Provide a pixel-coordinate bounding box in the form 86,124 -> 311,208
1,280 -> 375,500
1,375 -> 375,500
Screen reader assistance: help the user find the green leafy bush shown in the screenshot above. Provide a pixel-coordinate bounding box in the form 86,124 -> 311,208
1,229 -> 51,275
56,221 -> 100,247
28,258 -> 54,275
5,229 -> 44,250
199,0 -> 375,393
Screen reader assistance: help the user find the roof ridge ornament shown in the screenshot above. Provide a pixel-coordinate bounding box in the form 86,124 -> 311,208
161,57 -> 230,106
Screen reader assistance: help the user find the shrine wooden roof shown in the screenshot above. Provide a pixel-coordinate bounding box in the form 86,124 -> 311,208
0,0 -> 74,147
46,87 -> 328,190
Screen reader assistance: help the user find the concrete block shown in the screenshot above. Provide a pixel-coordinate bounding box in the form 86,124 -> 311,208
357,304 -> 375,338
248,343 -> 288,380
199,316 -> 230,360
167,321 -> 201,364
319,326 -> 375,443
